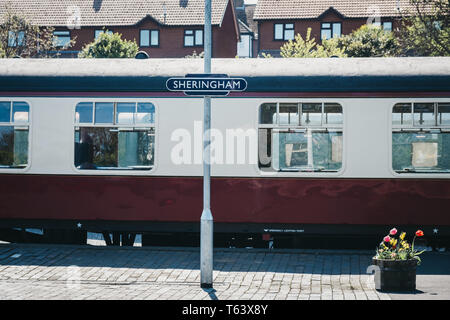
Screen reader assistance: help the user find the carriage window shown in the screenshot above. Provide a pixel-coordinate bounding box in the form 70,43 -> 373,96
324,103 -> 343,125
302,103 -> 322,126
392,103 -> 412,126
74,102 -> 155,171
279,103 -> 299,126
136,103 -> 155,124
75,102 -> 93,123
95,102 -> 114,124
438,103 -> 450,126
414,103 -> 435,126
392,102 -> 450,173
258,102 -> 343,173
0,101 -> 29,169
260,103 -> 277,125
116,103 -> 135,124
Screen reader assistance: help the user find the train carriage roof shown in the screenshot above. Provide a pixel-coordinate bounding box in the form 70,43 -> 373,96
0,57 -> 449,94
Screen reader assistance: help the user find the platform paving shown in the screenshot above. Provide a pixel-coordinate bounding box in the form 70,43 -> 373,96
0,243 -> 448,300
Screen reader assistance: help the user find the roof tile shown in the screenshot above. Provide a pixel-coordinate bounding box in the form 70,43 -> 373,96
254,0 -> 430,20
0,0 -> 230,26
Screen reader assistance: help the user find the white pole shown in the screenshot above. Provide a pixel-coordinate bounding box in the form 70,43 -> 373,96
200,0 -> 213,289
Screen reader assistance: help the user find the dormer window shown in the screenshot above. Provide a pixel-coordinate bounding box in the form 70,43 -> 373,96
321,23 -> 341,40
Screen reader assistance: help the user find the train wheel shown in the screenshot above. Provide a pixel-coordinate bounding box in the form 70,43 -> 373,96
102,232 -> 137,246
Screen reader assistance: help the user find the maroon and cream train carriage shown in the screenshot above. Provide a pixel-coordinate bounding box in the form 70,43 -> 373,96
0,58 -> 449,247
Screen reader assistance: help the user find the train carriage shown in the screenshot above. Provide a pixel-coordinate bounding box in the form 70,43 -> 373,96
0,57 -> 449,247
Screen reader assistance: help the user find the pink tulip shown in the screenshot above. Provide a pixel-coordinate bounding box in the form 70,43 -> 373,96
389,228 -> 398,236
384,236 -> 391,242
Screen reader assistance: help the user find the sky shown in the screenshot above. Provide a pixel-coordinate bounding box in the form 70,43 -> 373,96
244,0 -> 258,4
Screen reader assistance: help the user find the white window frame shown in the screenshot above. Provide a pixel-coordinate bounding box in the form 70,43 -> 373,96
74,101 -> 156,172
392,102 -> 450,130
258,102 -> 344,173
391,101 -> 450,174
0,101 -> 30,170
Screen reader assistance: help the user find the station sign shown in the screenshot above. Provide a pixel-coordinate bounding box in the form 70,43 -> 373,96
166,74 -> 247,96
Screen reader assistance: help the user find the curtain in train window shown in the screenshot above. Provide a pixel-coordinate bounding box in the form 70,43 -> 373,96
258,102 -> 343,172
272,131 -> 343,171
74,102 -> 155,170
0,101 -> 29,168
392,132 -> 450,172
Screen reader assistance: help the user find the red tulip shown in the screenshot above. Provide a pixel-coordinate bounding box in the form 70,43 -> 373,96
415,230 -> 424,237
389,228 -> 398,236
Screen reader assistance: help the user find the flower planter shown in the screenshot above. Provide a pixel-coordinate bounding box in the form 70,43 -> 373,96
372,258 -> 418,292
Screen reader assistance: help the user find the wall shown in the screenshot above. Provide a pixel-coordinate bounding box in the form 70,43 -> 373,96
257,10 -> 401,56
54,1 -> 238,58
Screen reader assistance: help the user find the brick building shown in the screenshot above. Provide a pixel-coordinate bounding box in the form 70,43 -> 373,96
253,0 -> 420,57
0,0 -> 240,58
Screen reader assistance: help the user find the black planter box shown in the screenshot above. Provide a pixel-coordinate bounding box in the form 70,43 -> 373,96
372,258 -> 418,292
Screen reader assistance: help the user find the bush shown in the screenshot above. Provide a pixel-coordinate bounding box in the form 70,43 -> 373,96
336,24 -> 399,57
279,28 -> 347,58
79,32 -> 139,58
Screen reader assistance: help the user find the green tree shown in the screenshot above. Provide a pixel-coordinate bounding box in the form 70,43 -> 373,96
397,0 -> 450,56
79,31 -> 139,58
278,28 -> 347,58
336,24 -> 399,57
0,6 -> 72,58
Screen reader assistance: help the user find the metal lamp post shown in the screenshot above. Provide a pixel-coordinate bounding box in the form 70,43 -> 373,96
200,0 -> 213,289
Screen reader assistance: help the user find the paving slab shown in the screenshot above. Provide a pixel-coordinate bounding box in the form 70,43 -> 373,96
0,243 -> 448,300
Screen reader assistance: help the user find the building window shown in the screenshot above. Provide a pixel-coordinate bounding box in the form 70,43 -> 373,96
382,22 -> 392,31
372,21 -> 393,32
95,29 -> 113,40
140,30 -> 159,47
258,102 -> 343,172
53,31 -> 71,48
74,102 -> 156,171
184,29 -> 203,47
321,23 -> 341,40
8,31 -> 25,47
0,101 -> 30,169
274,23 -> 295,41
392,102 -> 450,173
